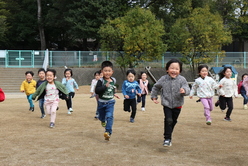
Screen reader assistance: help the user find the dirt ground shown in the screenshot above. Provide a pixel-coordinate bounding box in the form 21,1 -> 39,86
1,86 -> 248,166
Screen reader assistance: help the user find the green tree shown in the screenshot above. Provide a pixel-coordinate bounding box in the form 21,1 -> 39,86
0,0 -> 9,44
212,0 -> 248,51
99,7 -> 166,72
65,0 -> 129,50
167,6 -> 232,77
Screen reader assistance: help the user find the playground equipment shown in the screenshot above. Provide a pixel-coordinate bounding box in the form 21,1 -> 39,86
145,66 -> 157,83
209,64 -> 238,84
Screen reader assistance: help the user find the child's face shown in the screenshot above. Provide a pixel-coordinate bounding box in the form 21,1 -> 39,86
199,67 -> 208,78
243,75 -> 248,81
102,67 -> 113,79
141,73 -> 147,80
38,71 -> 45,80
224,69 -> 232,78
65,71 -> 71,78
166,62 -> 180,78
46,71 -> 55,83
127,73 -> 135,82
95,73 -> 100,80
26,73 -> 33,82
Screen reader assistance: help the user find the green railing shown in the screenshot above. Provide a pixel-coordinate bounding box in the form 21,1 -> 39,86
0,50 -> 247,68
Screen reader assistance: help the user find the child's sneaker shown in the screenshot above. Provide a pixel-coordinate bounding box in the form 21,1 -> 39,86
163,139 -> 172,147
69,108 -> 73,112
224,117 -> 232,122
141,107 -> 145,111
101,121 -> 106,127
67,111 -> 71,115
206,121 -> 211,125
215,100 -> 220,107
130,117 -> 134,123
104,132 -> 111,141
41,114 -> 46,118
244,104 -> 247,109
94,115 -> 99,120
49,122 -> 55,128
29,107 -> 34,112
196,99 -> 201,103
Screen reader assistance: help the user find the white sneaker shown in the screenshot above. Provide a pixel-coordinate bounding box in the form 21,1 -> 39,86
141,107 -> 145,111
69,108 -> 73,112
67,111 -> 71,115
244,105 -> 247,109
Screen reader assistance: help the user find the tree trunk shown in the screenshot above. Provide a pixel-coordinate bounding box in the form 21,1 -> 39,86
37,0 -> 46,50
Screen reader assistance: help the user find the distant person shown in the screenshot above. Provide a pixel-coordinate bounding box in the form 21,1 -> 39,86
62,68 -> 79,115
189,65 -> 219,125
122,69 -> 141,123
151,59 -> 190,147
238,73 -> 248,109
217,67 -> 238,122
32,68 -> 68,128
95,61 -> 120,141
90,70 -> 102,119
36,68 -> 46,118
20,71 -> 36,112
136,72 -> 152,111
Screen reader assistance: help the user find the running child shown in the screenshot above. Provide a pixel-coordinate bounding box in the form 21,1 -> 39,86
238,73 -> 248,109
189,65 -> 219,125
36,68 -> 46,118
122,69 -> 141,123
20,71 -> 36,111
218,67 -> 238,121
95,61 -> 120,141
137,72 -> 152,111
32,68 -> 68,128
62,68 -> 79,115
90,70 -> 102,119
151,58 -> 190,147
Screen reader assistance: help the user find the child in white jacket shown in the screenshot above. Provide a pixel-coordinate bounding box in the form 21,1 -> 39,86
189,65 -> 219,125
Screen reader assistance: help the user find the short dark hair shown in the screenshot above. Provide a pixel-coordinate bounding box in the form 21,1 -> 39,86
94,70 -> 101,76
25,71 -> 34,76
198,65 -> 208,74
101,61 -> 113,70
138,71 -> 147,79
242,73 -> 248,80
38,68 -> 46,74
64,68 -> 73,77
126,69 -> 136,76
46,68 -> 56,77
219,67 -> 232,80
165,58 -> 183,73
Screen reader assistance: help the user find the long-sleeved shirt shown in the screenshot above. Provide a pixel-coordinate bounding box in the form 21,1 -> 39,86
62,78 -> 79,93
122,80 -> 141,99
218,77 -> 238,97
150,74 -> 190,109
189,76 -> 219,98
90,79 -> 98,93
20,79 -> 36,96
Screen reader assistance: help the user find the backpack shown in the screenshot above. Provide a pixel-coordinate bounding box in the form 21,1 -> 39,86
0,88 -> 5,102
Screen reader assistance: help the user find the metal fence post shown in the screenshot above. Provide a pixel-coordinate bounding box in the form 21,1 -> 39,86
244,52 -> 246,69
78,51 -> 81,67
162,55 -> 165,68
50,51 -> 53,67
216,55 -> 219,67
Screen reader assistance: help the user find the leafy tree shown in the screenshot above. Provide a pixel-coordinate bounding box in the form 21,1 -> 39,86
212,0 -> 248,51
0,0 -> 9,44
65,0 -> 129,50
167,6 -> 232,77
99,6 -> 166,73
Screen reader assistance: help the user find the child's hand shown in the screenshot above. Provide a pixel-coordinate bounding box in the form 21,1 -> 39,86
180,88 -> 185,94
124,95 -> 129,99
76,89 -> 79,91
219,84 -> 223,88
137,93 -> 141,97
152,98 -> 159,104
21,90 -> 24,93
189,96 -> 193,99
114,94 -> 120,99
